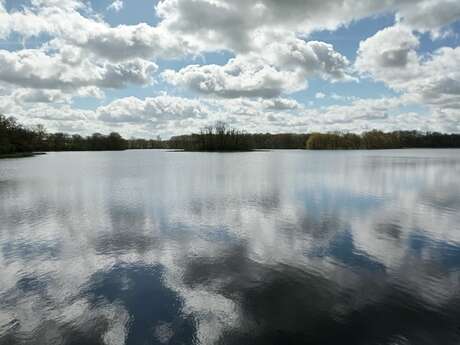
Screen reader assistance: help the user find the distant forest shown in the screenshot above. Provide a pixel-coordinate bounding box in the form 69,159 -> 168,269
168,122 -> 460,151
1,115 -> 460,156
305,131 -> 460,150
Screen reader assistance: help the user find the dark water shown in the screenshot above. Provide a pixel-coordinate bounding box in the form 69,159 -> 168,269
1,150 -> 460,345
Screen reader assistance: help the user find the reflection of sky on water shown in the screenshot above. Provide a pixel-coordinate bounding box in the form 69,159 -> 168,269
0,150 -> 460,344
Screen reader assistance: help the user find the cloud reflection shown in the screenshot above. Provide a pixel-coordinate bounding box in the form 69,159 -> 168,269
0,150 -> 460,344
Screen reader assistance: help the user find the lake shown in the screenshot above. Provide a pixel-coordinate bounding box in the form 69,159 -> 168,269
1,149 -> 460,345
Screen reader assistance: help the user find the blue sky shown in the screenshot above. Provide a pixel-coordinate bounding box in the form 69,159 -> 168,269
0,0 -> 459,138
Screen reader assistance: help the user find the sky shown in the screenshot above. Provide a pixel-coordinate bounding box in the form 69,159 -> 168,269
0,0 -> 459,138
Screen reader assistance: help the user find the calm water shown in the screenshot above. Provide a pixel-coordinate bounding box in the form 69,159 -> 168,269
1,149 -> 460,345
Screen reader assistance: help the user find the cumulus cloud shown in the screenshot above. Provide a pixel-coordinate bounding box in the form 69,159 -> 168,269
13,89 -> 71,104
97,95 -> 210,124
1,0 -> 459,62
0,4 -> 189,62
156,0 -> 382,53
156,0 -> 460,55
163,39 -> 351,98
162,55 -> 307,99
0,49 -> 158,91
396,0 -> 460,36
2,0 -> 456,65
356,25 -> 420,82
67,24 -> 191,62
264,39 -> 352,81
356,25 -> 460,111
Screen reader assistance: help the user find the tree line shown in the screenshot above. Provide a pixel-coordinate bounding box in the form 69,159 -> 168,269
2,115 -> 460,155
169,122 -> 253,151
169,131 -> 308,151
306,131 -> 460,150
170,125 -> 460,151
1,114 -> 127,154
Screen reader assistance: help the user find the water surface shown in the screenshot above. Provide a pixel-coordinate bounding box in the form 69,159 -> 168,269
1,149 -> 460,344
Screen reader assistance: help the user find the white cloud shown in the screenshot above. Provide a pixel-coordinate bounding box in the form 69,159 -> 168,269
1,0 -> 458,63
263,39 -> 352,81
356,25 -> 420,84
0,48 -> 158,91
0,4 -> 189,62
162,55 -> 307,99
0,0 -> 459,134
156,0 -> 380,53
156,0 -> 460,55
396,0 -> 460,36
356,25 -> 460,111
97,95 -> 210,128
163,39 -> 352,98
330,93 -> 358,102
262,98 -> 301,110
1,0 -> 456,66
13,89 -> 71,104
315,92 -> 326,99
107,0 -> 123,12
71,24 -> 191,62
30,0 -> 89,11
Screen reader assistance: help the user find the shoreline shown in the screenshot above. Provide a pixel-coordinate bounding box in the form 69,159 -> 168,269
0,152 -> 46,159
1,148 -> 459,159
